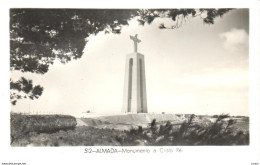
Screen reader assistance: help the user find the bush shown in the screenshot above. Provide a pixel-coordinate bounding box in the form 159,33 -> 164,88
11,113 -> 77,144
119,114 -> 249,146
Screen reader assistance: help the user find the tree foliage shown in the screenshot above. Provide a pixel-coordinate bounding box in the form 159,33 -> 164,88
137,9 -> 232,29
10,9 -> 138,104
10,8 -> 232,104
10,77 -> 43,105
10,9 -> 138,73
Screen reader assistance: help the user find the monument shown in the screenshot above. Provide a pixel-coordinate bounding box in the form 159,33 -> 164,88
122,34 -> 148,113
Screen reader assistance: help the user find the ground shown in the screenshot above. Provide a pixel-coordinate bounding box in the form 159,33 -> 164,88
11,114 -> 249,146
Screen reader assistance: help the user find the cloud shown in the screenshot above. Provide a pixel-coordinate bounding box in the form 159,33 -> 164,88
173,67 -> 248,90
219,28 -> 249,51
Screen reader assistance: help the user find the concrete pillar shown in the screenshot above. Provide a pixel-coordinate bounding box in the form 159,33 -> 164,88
122,52 -> 148,113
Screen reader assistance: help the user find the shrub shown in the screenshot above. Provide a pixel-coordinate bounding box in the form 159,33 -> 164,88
120,114 -> 249,146
11,113 -> 77,144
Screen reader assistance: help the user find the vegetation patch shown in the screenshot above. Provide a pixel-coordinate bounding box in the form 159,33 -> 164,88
11,113 -> 248,146
119,114 -> 249,146
11,113 -> 77,144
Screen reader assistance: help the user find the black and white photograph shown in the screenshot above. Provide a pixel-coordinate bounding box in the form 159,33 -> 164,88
9,8 -> 249,146
0,0 -> 260,165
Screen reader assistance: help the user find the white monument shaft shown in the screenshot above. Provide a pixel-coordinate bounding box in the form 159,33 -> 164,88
122,34 -> 148,113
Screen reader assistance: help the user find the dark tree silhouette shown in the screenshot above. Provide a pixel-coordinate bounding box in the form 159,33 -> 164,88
10,8 -> 232,105
137,9 -> 232,29
10,77 -> 43,105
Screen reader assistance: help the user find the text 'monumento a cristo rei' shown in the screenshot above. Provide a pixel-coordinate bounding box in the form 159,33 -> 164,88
122,34 -> 148,113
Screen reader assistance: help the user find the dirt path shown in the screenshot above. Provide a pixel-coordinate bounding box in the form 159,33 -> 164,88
76,118 -> 88,126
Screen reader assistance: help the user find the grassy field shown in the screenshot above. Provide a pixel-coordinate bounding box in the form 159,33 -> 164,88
11,113 -> 249,146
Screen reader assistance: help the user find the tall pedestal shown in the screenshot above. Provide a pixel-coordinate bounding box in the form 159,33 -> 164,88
122,52 -> 148,113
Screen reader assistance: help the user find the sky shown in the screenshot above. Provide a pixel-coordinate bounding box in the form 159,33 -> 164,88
11,9 -> 249,117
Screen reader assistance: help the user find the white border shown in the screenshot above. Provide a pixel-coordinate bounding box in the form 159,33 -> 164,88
0,0 -> 259,165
